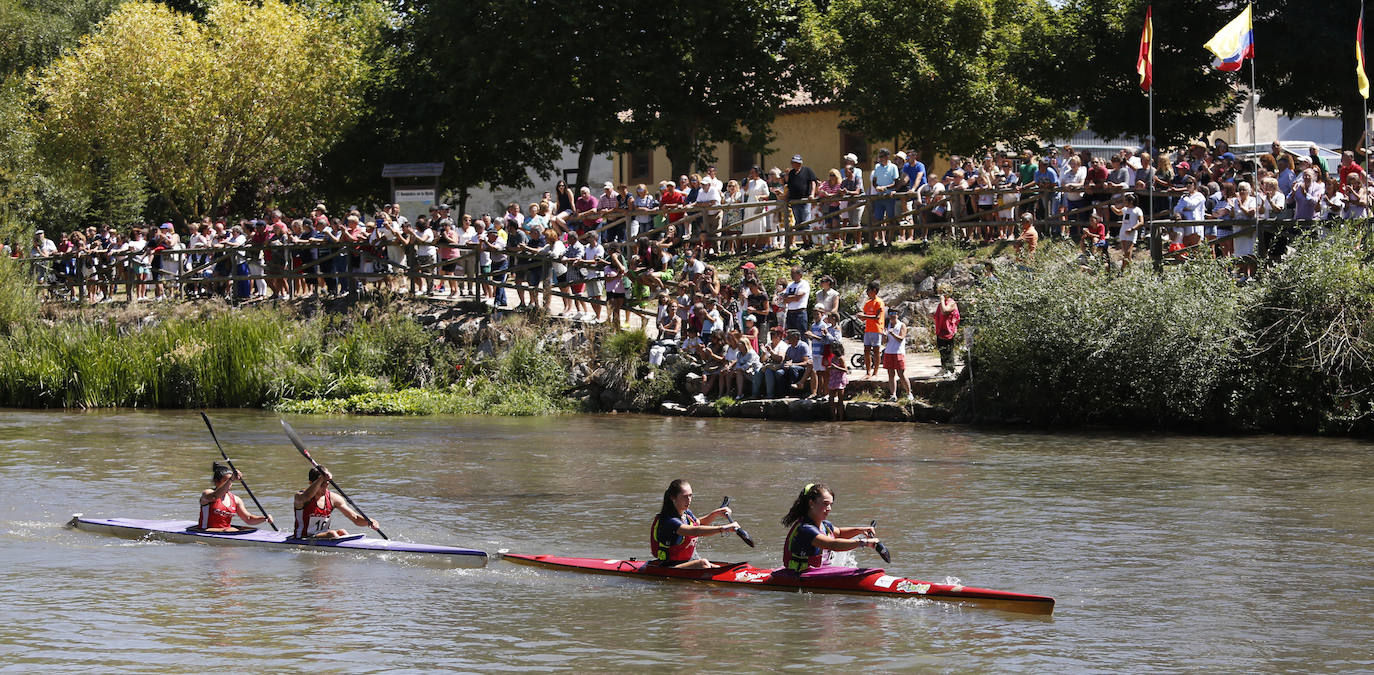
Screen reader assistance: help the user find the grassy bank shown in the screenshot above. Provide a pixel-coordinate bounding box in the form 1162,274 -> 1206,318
965,223 -> 1374,435
0,267 -> 585,414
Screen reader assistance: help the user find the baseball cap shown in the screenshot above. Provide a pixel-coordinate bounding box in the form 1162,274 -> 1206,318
843,153 -> 858,163
896,151 -> 907,161
159,222 -> 173,230
740,261 -> 756,269
1221,152 -> 1237,161
603,181 -> 614,189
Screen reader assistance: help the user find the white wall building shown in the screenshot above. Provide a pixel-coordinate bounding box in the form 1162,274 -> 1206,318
458,145 -> 613,218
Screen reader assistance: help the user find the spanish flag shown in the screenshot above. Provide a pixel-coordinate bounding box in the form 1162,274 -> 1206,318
1137,5 -> 1153,92
1204,4 -> 1254,72
1359,7 -> 1369,99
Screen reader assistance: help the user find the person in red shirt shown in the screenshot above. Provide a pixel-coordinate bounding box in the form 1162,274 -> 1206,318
198,462 -> 273,532
293,466 -> 379,540
932,285 -> 960,378
1080,212 -> 1107,256
658,180 -> 686,227
1338,150 -> 1366,187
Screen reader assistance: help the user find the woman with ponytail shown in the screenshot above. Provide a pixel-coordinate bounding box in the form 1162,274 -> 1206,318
650,479 -> 739,569
780,483 -> 878,572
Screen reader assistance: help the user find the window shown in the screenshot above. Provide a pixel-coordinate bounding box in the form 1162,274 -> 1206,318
628,151 -> 652,183
730,143 -> 757,180
841,132 -> 869,165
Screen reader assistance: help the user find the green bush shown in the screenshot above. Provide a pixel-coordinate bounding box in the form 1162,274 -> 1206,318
966,255 -> 1248,426
1242,224 -> 1374,433
0,259 -> 38,335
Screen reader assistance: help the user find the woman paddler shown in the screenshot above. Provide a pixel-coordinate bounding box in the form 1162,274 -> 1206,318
780,483 -> 878,572
650,479 -> 740,568
197,462 -> 274,532
293,466 -> 379,539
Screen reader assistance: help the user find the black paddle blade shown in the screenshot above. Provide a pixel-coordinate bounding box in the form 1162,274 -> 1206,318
875,541 -> 892,563
735,528 -> 756,548
721,496 -> 755,547
870,519 -> 892,563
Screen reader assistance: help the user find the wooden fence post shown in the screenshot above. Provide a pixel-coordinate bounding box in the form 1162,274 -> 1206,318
782,200 -> 792,254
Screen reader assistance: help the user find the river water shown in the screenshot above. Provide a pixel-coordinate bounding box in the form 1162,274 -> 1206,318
1,410 -> 1371,673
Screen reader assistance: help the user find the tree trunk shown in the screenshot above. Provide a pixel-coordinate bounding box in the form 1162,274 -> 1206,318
457,186 -> 470,220
1341,97 -> 1368,154
576,138 -> 597,188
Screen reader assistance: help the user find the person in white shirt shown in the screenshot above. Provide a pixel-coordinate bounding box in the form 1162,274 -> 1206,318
882,313 -> 914,401
703,165 -> 724,192
1171,177 -> 1206,248
812,275 -> 839,318
582,233 -> 606,322
1227,182 -> 1259,280
694,173 -> 723,252
839,153 -> 866,245
536,226 -> 567,312
782,266 -> 810,333
743,166 -> 771,251
1111,193 -> 1144,270
1343,172 -> 1370,220
411,220 -> 436,295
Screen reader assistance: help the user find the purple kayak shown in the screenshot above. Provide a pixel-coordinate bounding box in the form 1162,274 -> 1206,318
68,515 -> 487,568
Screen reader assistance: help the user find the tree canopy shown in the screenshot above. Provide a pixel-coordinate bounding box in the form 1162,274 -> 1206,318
797,0 -> 1079,156
31,0 -> 380,223
1051,0 -> 1243,150
1255,1 -> 1369,151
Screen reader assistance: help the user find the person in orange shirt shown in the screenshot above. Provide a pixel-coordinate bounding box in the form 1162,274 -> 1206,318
859,280 -> 885,378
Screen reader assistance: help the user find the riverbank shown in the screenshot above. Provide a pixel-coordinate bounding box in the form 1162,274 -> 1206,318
7,224 -> 1374,435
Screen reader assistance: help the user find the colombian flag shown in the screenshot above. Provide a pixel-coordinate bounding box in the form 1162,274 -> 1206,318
1204,4 -> 1254,72
1359,7 -> 1369,99
1137,5 -> 1153,91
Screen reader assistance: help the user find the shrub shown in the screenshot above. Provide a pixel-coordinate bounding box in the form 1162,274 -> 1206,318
0,259 -> 38,335
1242,223 -> 1374,433
965,256 -> 1247,427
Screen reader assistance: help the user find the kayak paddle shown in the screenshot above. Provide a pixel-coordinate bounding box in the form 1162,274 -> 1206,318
200,412 -> 276,531
870,519 -> 892,563
279,418 -> 389,540
720,496 -> 755,547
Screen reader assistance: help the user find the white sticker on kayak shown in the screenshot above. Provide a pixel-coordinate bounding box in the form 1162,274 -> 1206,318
895,580 -> 931,594
874,575 -> 898,589
603,559 -> 619,564
733,570 -> 770,583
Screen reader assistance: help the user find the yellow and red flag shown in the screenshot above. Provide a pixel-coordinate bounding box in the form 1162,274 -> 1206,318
1359,7 -> 1369,99
1137,5 -> 1153,91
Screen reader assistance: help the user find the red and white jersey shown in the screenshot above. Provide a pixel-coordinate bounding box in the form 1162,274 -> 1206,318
199,491 -> 240,530
294,490 -> 334,538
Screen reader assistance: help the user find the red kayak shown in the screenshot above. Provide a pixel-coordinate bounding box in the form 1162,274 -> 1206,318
501,553 -> 1054,615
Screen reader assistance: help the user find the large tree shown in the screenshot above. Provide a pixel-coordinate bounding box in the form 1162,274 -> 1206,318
798,0 -> 1079,157
1254,2 -> 1368,151
1050,0 -> 1244,151
31,0 -> 379,223
614,1 -> 801,177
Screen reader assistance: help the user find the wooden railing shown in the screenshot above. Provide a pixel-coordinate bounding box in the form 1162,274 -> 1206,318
11,185 -> 1319,304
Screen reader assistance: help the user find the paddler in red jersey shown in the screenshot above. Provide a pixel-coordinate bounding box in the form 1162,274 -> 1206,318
650,479 -> 739,568
780,483 -> 878,572
197,462 -> 274,532
292,466 -> 379,539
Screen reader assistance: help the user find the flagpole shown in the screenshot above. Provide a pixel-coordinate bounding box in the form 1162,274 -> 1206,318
1149,84 -> 1160,273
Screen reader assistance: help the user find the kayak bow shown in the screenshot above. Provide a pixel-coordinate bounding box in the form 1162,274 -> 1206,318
68,515 -> 487,568
501,553 -> 1053,615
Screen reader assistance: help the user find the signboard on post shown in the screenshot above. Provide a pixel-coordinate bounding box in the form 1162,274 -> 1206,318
393,188 -> 437,224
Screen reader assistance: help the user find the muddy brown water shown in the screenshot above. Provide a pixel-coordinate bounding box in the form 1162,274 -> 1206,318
2,410 -> 1371,672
